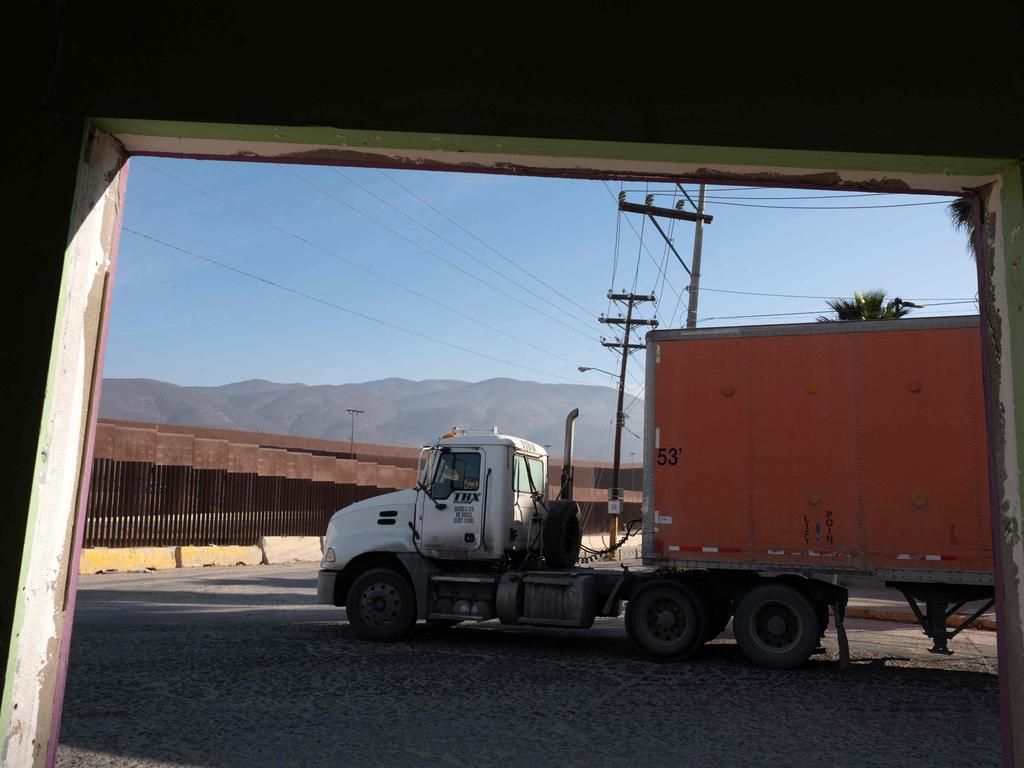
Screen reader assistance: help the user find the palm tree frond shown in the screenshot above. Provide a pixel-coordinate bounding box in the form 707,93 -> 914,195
818,290 -> 914,322
947,197 -> 977,259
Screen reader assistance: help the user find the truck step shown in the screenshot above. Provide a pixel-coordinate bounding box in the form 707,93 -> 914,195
426,612 -> 490,623
430,575 -> 499,585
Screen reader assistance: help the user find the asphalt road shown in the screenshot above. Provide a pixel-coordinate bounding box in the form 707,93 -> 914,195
57,564 -> 1001,768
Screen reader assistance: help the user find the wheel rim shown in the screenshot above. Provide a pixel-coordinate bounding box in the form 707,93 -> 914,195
359,581 -> 402,628
748,599 -> 802,654
642,595 -> 690,647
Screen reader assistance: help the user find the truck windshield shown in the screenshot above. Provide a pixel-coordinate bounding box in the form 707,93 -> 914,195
430,452 -> 481,499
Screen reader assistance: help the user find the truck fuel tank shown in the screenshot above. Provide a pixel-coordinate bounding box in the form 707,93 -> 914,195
496,571 -> 597,629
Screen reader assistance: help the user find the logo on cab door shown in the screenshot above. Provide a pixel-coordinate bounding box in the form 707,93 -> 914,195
453,492 -> 481,503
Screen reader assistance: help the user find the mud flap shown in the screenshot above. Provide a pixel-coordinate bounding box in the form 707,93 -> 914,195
833,597 -> 850,670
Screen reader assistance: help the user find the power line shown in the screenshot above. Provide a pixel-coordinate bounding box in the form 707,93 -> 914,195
607,183 -> 623,318
697,199 -> 953,211
601,182 -> 685,306
135,161 -> 580,367
280,166 -> 602,342
122,227 -> 590,384
698,302 -> 977,322
698,285 -> 977,302
376,169 -> 601,322
629,186 -> 648,293
623,186 -> 775,194
335,168 -> 599,332
628,190 -> 931,201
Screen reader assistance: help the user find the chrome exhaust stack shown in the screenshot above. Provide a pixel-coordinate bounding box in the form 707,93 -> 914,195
559,408 -> 579,500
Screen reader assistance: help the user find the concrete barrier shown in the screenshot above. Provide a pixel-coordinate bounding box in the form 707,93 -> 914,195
78,546 -> 177,574
260,536 -> 323,564
176,545 -> 262,568
840,606 -> 997,631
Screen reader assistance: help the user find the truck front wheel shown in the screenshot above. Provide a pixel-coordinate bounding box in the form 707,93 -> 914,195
733,583 -> 819,669
625,580 -> 707,661
346,568 -> 417,642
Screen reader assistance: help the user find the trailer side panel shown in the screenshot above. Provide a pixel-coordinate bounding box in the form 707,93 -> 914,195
646,317 -> 993,582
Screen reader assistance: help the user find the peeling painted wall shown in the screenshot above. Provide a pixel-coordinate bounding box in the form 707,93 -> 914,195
1,130 -> 126,768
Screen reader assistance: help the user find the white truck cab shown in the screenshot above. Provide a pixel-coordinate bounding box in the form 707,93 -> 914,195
317,413 -> 597,641
319,429 -> 550,575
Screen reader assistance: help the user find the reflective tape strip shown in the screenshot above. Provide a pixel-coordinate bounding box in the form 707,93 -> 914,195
667,545 -> 680,552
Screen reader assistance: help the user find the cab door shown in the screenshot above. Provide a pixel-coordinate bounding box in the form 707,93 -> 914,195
417,448 -> 485,553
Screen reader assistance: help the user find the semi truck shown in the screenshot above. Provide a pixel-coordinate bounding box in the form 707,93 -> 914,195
317,316 -> 995,669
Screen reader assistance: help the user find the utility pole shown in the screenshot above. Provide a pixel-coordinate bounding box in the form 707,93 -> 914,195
599,291 -> 658,557
684,184 -> 707,328
619,187 -> 713,329
346,408 -> 364,459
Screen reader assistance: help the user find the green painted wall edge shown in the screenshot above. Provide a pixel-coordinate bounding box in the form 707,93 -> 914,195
91,118 -> 1012,178
1002,160 -> 1024,534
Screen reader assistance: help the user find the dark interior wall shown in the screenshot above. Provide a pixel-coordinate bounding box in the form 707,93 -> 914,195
7,3 -> 1024,671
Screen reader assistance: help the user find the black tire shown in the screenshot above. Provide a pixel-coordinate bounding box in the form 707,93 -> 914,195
704,598 -> 733,643
346,568 -> 417,642
625,580 -> 707,661
815,602 -> 830,639
542,500 -> 582,569
733,583 -> 820,670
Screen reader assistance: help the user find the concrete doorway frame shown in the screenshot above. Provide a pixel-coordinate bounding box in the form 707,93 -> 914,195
3,118 -> 1021,767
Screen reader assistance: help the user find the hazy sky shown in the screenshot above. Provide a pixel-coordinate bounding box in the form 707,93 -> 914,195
107,158 -> 979,398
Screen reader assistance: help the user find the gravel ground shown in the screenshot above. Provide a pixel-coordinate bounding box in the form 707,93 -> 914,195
57,564 -> 1001,768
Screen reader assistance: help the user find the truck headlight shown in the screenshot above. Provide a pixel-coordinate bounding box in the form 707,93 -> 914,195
323,547 -> 336,564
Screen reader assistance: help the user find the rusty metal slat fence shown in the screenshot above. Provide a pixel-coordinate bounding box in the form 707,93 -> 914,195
85,458 -> 635,547
84,458 -> 397,548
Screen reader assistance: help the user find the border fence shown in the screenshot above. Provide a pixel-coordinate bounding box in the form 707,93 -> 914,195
84,421 -> 643,548
84,459 -> 394,547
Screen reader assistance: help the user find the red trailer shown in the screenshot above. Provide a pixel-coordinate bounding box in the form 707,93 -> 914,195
628,316 -> 995,667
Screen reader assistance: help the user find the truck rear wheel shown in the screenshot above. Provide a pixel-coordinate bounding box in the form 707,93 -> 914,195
625,580 -> 707,661
346,568 -> 417,642
733,583 -> 819,669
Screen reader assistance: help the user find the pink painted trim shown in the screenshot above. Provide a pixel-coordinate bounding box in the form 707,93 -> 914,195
127,150 -> 960,198
46,158 -> 130,768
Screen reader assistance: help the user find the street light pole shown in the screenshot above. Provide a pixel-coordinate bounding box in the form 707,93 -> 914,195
345,408 -> 364,459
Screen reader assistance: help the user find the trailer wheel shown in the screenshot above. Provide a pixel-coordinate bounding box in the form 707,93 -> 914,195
346,568 -> 417,642
704,598 -> 733,643
733,583 -> 819,669
625,580 -> 707,661
542,500 -> 582,569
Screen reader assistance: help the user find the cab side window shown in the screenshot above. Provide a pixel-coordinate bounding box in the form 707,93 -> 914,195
513,454 -> 545,494
430,452 -> 481,499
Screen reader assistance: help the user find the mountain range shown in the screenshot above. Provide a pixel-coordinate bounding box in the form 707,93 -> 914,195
99,377 -> 643,461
